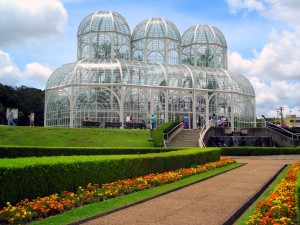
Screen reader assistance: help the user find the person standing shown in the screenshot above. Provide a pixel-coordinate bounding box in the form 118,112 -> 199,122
6,108 -> 16,126
197,116 -> 201,129
150,114 -> 156,129
138,115 -> 143,123
261,115 -> 266,127
211,113 -> 217,126
183,114 -> 189,129
29,111 -> 35,126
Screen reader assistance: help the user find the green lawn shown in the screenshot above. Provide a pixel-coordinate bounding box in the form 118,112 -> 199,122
0,126 -> 152,147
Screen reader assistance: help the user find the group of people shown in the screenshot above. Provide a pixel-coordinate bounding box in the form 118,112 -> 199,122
210,114 -> 229,127
180,114 -> 190,129
125,114 -> 157,129
6,108 -> 34,126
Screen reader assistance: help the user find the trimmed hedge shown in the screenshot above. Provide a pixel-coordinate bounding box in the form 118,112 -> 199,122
0,148 -> 220,207
221,147 -> 300,156
0,146 -> 181,158
153,120 -> 180,147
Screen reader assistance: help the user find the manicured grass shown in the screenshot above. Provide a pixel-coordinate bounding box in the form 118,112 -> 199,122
0,126 -> 152,147
31,163 -> 242,225
235,165 -> 291,225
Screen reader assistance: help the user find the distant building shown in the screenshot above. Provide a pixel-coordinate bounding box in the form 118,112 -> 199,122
44,11 -> 256,129
273,115 -> 300,127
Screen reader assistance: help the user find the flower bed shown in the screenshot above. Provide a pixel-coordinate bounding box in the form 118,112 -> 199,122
246,161 -> 300,225
0,158 -> 235,224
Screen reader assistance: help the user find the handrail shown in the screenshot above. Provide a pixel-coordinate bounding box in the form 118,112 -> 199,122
163,123 -> 181,140
266,122 -> 300,140
163,123 -> 181,148
199,120 -> 212,148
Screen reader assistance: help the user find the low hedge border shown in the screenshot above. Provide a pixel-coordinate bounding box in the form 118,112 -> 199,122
221,147 -> 300,156
0,148 -> 220,207
0,146 -> 184,159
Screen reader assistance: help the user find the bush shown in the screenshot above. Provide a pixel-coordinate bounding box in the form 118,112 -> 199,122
0,148 -> 220,206
0,146 -> 181,158
152,120 -> 180,147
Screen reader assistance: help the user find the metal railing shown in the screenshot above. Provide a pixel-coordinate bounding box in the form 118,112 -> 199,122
163,123 -> 181,140
199,120 -> 212,148
163,123 -> 181,148
266,122 -> 300,140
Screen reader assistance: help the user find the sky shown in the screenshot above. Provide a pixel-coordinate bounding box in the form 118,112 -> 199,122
0,0 -> 299,118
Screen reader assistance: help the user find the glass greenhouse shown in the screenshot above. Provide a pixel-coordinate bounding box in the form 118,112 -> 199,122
45,11 -> 256,129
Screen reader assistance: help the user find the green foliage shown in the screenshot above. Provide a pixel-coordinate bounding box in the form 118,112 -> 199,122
220,147 -> 300,156
152,120 -> 180,147
0,146 -> 180,158
0,84 -> 44,126
0,148 -> 220,206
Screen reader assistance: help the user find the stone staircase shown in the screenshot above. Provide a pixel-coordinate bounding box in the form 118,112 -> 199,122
166,129 -> 200,147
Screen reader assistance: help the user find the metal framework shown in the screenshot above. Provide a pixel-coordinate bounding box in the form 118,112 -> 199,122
45,11 -> 256,129
182,25 -> 227,69
77,11 -> 131,60
132,18 -> 181,64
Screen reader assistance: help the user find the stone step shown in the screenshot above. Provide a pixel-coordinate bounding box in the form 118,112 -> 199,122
166,144 -> 198,147
166,129 -> 201,148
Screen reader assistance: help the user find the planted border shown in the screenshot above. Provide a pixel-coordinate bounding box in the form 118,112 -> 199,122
0,158 -> 235,225
245,161 -> 300,224
0,148 -> 220,206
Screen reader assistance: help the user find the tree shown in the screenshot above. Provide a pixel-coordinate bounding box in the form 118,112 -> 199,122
0,84 -> 45,126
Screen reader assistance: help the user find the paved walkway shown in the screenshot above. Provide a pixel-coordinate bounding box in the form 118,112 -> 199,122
73,155 -> 300,225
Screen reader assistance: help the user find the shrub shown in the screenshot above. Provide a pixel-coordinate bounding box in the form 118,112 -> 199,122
0,146 -> 180,158
152,120 -> 180,147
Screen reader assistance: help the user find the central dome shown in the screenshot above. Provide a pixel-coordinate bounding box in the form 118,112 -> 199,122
132,18 -> 181,64
132,18 -> 181,40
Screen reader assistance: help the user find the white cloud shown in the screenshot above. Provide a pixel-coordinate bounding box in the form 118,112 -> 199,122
0,50 -> 22,86
226,0 -> 300,26
226,0 -> 300,117
0,0 -> 67,47
229,28 -> 300,81
242,75 -> 300,118
23,63 -> 53,84
263,0 -> 300,26
226,0 -> 265,14
0,50 -> 52,89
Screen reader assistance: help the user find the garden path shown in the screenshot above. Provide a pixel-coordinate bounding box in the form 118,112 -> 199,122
73,155 -> 300,225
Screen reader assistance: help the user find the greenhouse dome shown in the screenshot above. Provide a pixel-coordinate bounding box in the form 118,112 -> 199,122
45,11 -> 256,130
77,11 -> 131,60
132,18 -> 181,64
182,24 -> 228,69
